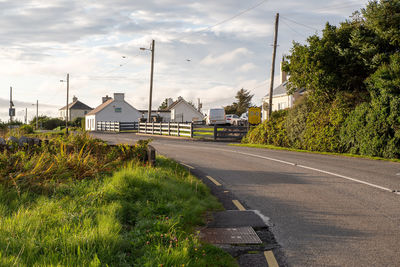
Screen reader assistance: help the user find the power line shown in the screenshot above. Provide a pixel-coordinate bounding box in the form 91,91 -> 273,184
281,19 -> 309,38
199,0 -> 269,32
280,15 -> 318,31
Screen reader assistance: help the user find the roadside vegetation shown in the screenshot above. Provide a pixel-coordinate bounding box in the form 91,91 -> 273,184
243,0 -> 400,160
0,133 -> 236,266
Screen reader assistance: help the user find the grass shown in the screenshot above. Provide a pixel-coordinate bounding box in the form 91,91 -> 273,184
0,157 -> 237,266
232,143 -> 400,163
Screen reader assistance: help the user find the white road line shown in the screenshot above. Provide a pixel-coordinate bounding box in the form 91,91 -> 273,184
159,143 -> 397,195
296,164 -> 393,193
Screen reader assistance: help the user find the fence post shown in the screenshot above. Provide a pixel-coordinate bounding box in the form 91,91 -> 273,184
168,122 -> 171,136
152,122 -> 154,134
177,123 -> 180,137
214,124 -> 217,141
159,122 -> 162,135
190,123 -> 193,138
118,121 -> 120,133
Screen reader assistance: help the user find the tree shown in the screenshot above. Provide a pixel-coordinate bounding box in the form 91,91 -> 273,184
159,99 -> 168,110
224,88 -> 253,116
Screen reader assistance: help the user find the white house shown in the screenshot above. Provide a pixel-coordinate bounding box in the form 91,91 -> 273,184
261,62 -> 304,121
59,96 -> 93,121
166,97 -> 204,122
85,93 -> 142,131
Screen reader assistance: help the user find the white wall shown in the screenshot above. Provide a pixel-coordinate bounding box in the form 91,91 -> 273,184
96,100 -> 142,123
85,115 -> 96,131
262,94 -> 293,121
171,102 -> 204,122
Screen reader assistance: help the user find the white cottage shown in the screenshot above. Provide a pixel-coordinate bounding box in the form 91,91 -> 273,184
85,93 -> 142,131
59,96 -> 93,121
167,97 -> 204,122
261,62 -> 304,121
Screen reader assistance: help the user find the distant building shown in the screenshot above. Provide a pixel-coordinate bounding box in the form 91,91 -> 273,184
261,62 -> 305,121
166,97 -> 204,122
59,96 -> 93,121
85,93 -> 141,131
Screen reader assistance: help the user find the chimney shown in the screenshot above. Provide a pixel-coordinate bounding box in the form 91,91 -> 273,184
113,93 -> 124,102
167,98 -> 173,107
281,59 -> 287,84
102,95 -> 112,103
72,96 -> 78,102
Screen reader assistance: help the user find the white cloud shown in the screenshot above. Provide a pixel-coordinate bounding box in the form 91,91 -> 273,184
200,47 -> 251,66
0,0 -> 370,121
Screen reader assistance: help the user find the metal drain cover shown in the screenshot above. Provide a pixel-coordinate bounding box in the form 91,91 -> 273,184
200,227 -> 262,244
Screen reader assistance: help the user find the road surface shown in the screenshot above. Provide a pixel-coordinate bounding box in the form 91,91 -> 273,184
93,133 -> 400,267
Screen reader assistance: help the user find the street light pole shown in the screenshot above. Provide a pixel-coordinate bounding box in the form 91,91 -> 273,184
60,74 -> 70,134
141,40 -> 155,122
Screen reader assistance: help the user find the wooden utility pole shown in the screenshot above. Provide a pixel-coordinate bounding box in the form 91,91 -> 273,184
9,86 -> 14,123
148,40 -> 155,122
268,13 -> 279,120
66,73 -> 70,135
36,100 -> 38,130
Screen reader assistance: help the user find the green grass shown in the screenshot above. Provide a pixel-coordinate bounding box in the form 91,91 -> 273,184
232,143 -> 400,163
0,157 -> 237,266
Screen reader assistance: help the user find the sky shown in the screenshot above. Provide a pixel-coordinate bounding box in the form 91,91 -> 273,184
0,0 -> 369,122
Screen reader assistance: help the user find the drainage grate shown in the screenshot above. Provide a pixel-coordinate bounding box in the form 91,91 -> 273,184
200,227 -> 262,244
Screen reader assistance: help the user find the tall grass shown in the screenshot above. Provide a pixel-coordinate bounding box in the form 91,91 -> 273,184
0,158 -> 236,266
0,133 -> 148,193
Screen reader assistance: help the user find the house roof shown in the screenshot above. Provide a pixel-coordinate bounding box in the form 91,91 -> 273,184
59,100 -> 93,111
167,98 -> 203,116
86,99 -> 114,116
265,81 -> 289,97
264,82 -> 306,98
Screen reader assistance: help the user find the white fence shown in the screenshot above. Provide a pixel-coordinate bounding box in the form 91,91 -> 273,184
97,121 -> 138,132
138,122 -> 193,138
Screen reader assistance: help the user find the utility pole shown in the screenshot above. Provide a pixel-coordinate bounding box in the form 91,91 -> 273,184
268,13 -> 279,120
141,40 -> 155,122
36,100 -> 38,130
9,86 -> 14,123
60,74 -> 70,134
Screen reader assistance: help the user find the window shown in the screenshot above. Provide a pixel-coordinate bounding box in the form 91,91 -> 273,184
115,107 -> 122,113
84,111 -> 88,115
278,102 -> 286,110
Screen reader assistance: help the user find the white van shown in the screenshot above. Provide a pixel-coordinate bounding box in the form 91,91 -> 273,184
205,108 -> 226,125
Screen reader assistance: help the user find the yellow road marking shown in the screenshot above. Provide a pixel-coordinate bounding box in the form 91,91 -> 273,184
206,175 -> 221,186
232,200 -> 246,211
264,251 -> 279,267
180,163 -> 194,169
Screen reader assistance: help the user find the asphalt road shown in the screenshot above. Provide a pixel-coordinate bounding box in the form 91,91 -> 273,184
93,133 -> 400,267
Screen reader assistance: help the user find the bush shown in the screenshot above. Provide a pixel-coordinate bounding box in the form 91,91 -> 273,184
19,124 -> 34,134
242,110 -> 289,146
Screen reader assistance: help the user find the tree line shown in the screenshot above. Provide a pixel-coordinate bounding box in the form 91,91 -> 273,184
244,0 -> 400,159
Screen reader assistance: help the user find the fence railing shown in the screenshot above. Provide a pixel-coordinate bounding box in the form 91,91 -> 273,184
96,121 -> 138,132
193,125 -> 249,141
138,122 -> 193,138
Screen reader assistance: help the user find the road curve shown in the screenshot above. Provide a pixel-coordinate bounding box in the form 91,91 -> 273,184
93,133 -> 400,267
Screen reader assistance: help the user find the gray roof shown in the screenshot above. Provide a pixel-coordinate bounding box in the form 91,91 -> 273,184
59,100 -> 93,111
265,81 -> 289,97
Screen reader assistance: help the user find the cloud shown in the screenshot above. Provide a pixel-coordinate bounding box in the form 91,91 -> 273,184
200,47 -> 251,66
0,0 -> 370,121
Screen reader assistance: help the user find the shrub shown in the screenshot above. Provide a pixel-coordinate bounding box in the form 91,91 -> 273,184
242,110 -> 289,146
19,124 -> 34,134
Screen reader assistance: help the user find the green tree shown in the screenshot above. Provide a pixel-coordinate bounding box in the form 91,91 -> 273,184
224,88 -> 253,116
159,99 -> 168,110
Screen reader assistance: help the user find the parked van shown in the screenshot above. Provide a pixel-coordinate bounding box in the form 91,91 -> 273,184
205,108 -> 226,125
